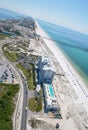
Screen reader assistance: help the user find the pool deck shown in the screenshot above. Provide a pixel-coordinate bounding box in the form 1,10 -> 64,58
48,84 -> 55,97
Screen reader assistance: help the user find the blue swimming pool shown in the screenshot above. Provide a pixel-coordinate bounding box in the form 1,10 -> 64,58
48,84 -> 55,97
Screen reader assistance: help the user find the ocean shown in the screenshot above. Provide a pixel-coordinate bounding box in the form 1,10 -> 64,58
37,20 -> 88,85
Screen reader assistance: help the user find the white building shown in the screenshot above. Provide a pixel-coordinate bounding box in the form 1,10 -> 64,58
41,65 -> 55,83
37,56 -> 55,84
43,84 -> 58,110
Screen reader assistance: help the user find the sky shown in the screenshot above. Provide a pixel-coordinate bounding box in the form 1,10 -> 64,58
0,0 -> 88,34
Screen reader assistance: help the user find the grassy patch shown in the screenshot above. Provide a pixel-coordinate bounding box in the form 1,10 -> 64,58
2,44 -> 18,62
16,63 -> 35,90
0,33 -> 9,40
28,97 -> 42,112
4,51 -> 18,62
0,83 -> 19,130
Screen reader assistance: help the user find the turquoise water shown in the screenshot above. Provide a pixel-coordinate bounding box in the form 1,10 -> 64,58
37,20 -> 88,85
48,84 -> 55,97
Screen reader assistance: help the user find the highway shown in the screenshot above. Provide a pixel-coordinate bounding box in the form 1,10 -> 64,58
0,39 -> 28,130
20,72 -> 28,130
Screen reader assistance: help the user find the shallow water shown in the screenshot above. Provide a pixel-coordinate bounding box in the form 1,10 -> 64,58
37,20 -> 88,85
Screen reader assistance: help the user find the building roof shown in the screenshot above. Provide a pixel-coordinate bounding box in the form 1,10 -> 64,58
43,64 -> 55,72
36,84 -> 41,92
44,84 -> 58,107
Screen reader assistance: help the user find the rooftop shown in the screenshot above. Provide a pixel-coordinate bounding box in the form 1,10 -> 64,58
44,84 -> 58,108
44,84 -> 57,100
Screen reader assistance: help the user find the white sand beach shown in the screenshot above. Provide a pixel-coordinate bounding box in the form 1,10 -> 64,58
35,21 -> 88,130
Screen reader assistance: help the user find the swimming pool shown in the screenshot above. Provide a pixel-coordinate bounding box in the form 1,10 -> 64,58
48,84 -> 55,97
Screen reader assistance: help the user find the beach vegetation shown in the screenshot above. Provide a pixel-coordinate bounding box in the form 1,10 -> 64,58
4,51 -> 18,62
16,63 -> 36,90
0,83 -> 19,130
28,97 -> 42,112
0,33 -> 9,40
2,44 -> 18,62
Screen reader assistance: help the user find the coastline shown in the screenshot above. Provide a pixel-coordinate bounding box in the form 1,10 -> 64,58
34,20 -> 88,130
58,46 -> 88,86
36,20 -> 88,110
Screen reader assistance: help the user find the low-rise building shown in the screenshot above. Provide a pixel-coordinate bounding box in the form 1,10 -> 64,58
43,84 -> 58,111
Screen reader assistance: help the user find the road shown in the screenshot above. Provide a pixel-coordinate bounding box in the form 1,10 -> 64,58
0,39 -> 28,130
19,70 -> 28,130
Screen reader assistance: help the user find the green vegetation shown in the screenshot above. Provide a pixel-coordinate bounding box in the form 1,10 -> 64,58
16,63 -> 36,90
28,97 -> 42,112
0,33 -> 9,40
0,83 -> 19,130
30,118 -> 37,129
2,44 -> 18,62
4,51 -> 18,62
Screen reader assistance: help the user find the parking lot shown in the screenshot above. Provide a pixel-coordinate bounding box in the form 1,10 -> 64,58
0,61 -> 17,84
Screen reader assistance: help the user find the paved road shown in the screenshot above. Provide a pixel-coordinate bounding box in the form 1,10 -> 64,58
0,39 -> 28,130
19,72 -> 28,130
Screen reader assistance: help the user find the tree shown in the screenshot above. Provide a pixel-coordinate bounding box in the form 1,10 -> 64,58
30,118 -> 37,130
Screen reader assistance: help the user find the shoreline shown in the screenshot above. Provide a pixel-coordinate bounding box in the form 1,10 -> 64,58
36,21 -> 88,111
58,46 -> 88,86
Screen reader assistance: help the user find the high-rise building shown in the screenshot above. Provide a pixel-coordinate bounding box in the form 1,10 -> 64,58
37,56 -> 55,84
